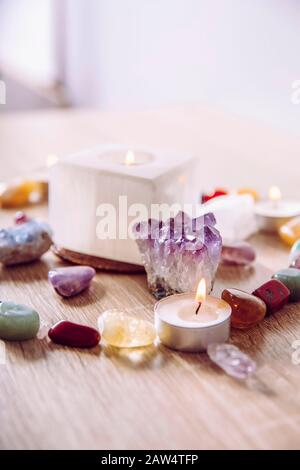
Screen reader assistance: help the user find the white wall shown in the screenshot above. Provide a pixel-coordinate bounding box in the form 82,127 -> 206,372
1,0 -> 299,134
65,0 -> 300,134
0,0 -> 58,87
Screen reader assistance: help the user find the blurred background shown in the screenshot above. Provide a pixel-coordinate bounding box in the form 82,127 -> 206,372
0,0 -> 300,136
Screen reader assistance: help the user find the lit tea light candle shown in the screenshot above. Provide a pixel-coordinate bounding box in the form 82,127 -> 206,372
124,150 -> 135,166
46,154 -> 59,168
255,186 -> 300,233
99,148 -> 154,166
268,185 -> 281,208
154,279 -> 232,352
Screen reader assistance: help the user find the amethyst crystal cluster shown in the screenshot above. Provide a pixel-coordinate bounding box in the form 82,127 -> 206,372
134,212 -> 222,298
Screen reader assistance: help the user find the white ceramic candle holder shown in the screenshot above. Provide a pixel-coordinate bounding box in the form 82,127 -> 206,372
255,201 -> 300,232
49,145 -> 196,267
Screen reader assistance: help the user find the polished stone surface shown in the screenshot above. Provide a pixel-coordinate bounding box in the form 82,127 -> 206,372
0,180 -> 48,208
48,320 -> 100,348
289,239 -> 300,268
279,217 -> 300,246
253,279 -> 290,315
201,188 -> 228,203
237,187 -> 260,201
272,268 -> 300,302
0,219 -> 52,265
98,309 -> 156,348
0,301 -> 40,341
221,241 -> 256,266
207,343 -> 257,379
48,266 -> 96,297
222,288 -> 266,329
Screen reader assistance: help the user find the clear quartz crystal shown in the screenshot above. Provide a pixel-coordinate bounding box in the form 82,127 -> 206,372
134,212 -> 222,299
207,343 -> 257,380
37,322 -> 50,340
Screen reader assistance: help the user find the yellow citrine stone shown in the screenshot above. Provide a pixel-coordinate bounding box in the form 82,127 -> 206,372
98,309 -> 157,348
237,187 -> 260,201
0,180 -> 48,208
279,217 -> 300,246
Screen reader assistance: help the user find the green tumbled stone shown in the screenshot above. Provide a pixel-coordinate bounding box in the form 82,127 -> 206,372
0,301 -> 40,341
272,268 -> 300,302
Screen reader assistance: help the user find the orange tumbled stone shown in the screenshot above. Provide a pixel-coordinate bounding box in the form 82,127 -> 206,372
0,180 -> 48,208
279,217 -> 300,246
237,187 -> 260,201
222,288 -> 266,329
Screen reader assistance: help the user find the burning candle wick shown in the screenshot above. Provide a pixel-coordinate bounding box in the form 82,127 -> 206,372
268,185 -> 281,210
124,150 -> 135,166
195,302 -> 201,315
195,278 -> 206,315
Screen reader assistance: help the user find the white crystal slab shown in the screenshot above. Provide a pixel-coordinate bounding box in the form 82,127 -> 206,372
201,194 -> 257,242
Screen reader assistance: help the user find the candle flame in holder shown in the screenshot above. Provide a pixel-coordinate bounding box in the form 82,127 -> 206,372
124,150 -> 135,166
268,186 -> 281,206
195,278 -> 206,314
46,154 -> 58,168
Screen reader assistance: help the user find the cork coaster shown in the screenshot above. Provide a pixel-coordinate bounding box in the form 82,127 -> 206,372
52,245 -> 145,273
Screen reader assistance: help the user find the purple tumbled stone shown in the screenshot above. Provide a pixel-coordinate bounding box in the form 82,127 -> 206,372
134,211 -> 222,298
221,241 -> 256,266
207,343 -> 257,380
48,266 -> 96,297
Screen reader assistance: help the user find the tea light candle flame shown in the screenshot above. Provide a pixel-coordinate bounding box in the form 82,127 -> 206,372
124,150 -> 135,166
46,154 -> 58,168
195,278 -> 206,314
269,186 -> 281,208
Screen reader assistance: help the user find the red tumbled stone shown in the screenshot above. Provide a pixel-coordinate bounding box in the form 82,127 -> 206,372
252,279 -> 290,316
201,189 -> 228,203
48,320 -> 100,348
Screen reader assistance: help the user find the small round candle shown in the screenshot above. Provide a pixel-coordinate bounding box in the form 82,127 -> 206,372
255,186 -> 300,232
99,149 -> 154,166
154,279 -> 231,352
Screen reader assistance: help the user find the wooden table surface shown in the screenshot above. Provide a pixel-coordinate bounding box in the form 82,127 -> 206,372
1,107 -> 300,450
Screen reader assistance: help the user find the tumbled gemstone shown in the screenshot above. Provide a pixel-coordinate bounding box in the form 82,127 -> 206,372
48,266 -> 96,297
272,268 -> 300,302
48,320 -> 100,348
279,217 -> 300,246
37,322 -> 50,340
252,279 -> 290,315
201,188 -> 228,203
0,180 -> 48,208
134,211 -> 222,298
207,343 -> 257,379
0,301 -> 40,341
221,241 -> 256,266
289,239 -> 300,268
14,211 -> 29,225
291,256 -> 300,269
237,188 -> 260,201
98,309 -> 156,348
0,219 -> 52,265
222,288 -> 266,329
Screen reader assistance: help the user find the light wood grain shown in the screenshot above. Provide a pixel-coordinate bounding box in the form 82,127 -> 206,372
1,108 -> 300,450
